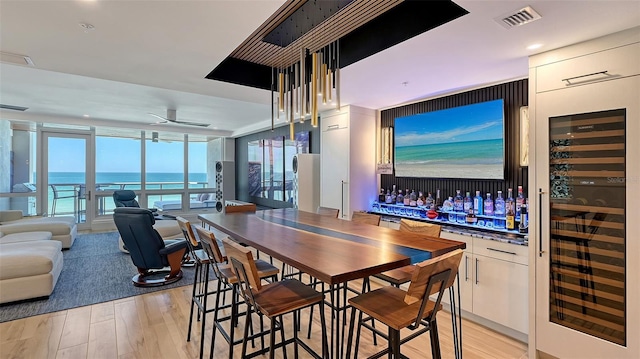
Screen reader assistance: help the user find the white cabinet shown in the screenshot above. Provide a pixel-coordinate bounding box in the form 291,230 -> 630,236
473,253 -> 528,334
440,231 -> 528,334
320,105 -> 377,220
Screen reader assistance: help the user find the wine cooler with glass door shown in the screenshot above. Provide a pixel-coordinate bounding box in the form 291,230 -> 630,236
530,27 -> 639,359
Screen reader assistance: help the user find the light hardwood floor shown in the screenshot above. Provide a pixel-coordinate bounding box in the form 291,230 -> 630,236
0,273 -> 527,359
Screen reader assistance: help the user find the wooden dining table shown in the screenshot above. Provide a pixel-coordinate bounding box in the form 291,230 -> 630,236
198,208 -> 466,358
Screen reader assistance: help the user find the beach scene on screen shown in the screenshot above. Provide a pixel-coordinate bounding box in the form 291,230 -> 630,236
394,100 -> 504,179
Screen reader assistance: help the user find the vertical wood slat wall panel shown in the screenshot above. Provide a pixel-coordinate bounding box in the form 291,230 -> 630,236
380,79 -> 529,200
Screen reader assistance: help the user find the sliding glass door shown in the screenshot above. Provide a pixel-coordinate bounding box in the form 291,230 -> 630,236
42,131 -> 94,227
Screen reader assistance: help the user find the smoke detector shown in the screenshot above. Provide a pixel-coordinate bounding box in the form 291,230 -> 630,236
0,51 -> 34,67
495,6 -> 542,29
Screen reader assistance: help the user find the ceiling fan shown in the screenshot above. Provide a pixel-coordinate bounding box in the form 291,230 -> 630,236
148,109 -> 210,127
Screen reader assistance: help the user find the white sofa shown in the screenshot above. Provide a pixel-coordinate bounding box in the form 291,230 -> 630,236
0,230 -> 63,304
0,210 -> 77,249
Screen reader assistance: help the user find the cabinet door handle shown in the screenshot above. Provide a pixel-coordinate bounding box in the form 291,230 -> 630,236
464,255 -> 469,281
487,247 -> 517,256
475,257 -> 479,285
561,70 -> 609,84
327,124 -> 340,130
539,188 -> 545,257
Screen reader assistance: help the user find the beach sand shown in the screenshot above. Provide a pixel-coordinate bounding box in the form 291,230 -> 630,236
395,163 -> 504,179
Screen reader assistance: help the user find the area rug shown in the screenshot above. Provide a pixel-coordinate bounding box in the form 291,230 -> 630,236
0,231 -> 195,323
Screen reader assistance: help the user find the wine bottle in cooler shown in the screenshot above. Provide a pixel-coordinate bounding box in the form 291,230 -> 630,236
435,189 -> 442,209
417,191 -> 425,206
409,189 -> 417,207
396,189 -> 404,205
404,189 -> 411,206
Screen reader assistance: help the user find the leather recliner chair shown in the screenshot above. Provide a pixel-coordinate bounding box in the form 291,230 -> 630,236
114,207 -> 188,287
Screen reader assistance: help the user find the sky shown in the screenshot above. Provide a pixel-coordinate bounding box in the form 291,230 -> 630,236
47,136 -> 206,173
394,99 -> 505,147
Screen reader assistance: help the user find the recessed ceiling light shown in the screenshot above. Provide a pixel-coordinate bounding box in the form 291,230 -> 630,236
527,43 -> 543,50
83,114 -> 90,117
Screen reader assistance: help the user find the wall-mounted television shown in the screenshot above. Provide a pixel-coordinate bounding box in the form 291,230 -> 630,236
394,99 -> 505,179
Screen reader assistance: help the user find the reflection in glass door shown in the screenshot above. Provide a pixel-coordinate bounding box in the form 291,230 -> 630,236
548,109 -> 626,345
43,133 -> 93,226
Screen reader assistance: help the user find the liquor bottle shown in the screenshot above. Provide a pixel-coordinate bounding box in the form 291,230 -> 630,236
506,188 -> 515,215
442,196 -> 453,211
473,190 -> 484,215
443,196 -> 455,221
396,189 -> 404,205
506,200 -> 516,230
519,200 -> 528,233
379,188 -> 385,203
425,192 -> 434,209
465,208 -> 477,224
463,191 -> 473,213
391,185 -> 397,204
516,186 -> 525,221
417,191 -> 425,206
409,189 -> 417,207
453,189 -> 464,212
385,189 -> 393,204
403,189 -> 411,206
435,189 -> 442,209
493,190 -> 506,228
484,193 -> 494,216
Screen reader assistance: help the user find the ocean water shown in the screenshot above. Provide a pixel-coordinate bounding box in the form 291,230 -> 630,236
395,139 -> 503,166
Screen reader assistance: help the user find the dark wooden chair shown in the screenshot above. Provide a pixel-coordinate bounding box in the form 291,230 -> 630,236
316,206 -> 339,218
223,237 -> 329,359
375,219 -> 443,287
195,230 -> 279,359
351,211 -> 381,226
346,249 -> 463,359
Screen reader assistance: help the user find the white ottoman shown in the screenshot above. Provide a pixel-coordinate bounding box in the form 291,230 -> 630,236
0,240 -> 64,304
118,219 -> 184,253
0,231 -> 53,244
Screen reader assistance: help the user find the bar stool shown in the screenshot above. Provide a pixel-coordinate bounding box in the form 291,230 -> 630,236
346,249 -> 463,359
374,219 -> 443,287
176,217 -> 212,359
351,211 -> 381,226
316,206 -> 339,218
223,237 -> 329,359
195,228 -> 279,359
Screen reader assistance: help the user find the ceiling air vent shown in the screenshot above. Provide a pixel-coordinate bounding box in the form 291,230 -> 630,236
495,6 -> 541,29
0,104 -> 29,111
0,51 -> 34,66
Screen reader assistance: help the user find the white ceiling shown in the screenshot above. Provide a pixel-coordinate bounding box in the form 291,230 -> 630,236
1,0 -> 638,137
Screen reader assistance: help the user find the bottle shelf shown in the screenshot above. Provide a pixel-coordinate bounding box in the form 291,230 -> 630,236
371,201 -> 525,236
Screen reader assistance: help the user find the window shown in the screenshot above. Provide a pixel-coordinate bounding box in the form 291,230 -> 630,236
145,132 -> 184,190
0,123 -> 38,215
